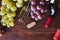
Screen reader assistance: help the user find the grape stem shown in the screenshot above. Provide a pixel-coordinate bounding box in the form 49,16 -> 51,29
18,0 -> 31,19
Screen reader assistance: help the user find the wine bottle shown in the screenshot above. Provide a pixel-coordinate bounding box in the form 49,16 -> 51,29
45,7 -> 55,28
45,0 -> 60,28
53,29 -> 60,40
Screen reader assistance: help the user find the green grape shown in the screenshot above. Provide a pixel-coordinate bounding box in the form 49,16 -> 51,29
2,22 -> 7,26
2,0 -> 7,6
6,2 -> 13,9
0,11 -> 2,15
16,2 -> 23,8
10,21 -> 14,27
2,15 -> 8,20
17,0 -> 23,3
24,0 -> 28,2
5,0 -> 11,4
9,17 -> 14,21
13,0 -> 17,1
2,23 -> 6,26
6,8 -> 9,11
6,20 -> 10,25
1,6 -> 9,11
10,6 -> 17,11
7,13 -> 12,18
11,11 -> 16,17
1,18 -> 6,23
0,10 -> 6,16
7,12 -> 16,17
1,6 -> 6,10
7,24 -> 11,28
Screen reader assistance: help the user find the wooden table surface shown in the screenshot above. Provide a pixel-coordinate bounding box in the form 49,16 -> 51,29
0,15 -> 59,40
0,0 -> 60,40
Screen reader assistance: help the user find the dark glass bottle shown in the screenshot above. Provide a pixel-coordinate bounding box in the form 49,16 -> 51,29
45,0 -> 60,28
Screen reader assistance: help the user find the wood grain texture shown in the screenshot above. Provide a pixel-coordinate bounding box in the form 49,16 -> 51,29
0,0 -> 60,40
0,15 -> 59,40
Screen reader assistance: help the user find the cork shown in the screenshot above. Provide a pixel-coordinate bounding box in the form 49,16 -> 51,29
27,22 -> 36,29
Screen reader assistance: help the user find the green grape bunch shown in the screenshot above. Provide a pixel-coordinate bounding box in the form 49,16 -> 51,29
0,0 -> 17,28
0,0 -> 31,28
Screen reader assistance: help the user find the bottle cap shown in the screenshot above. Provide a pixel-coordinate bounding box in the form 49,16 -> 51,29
45,17 -> 53,28
53,29 -> 60,40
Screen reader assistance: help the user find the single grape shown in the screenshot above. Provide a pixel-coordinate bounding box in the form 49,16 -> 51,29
1,6 -> 6,11
8,17 -> 14,21
2,15 -> 8,20
6,20 -> 10,25
2,22 -> 7,26
7,24 -> 10,28
2,0 -> 6,6
10,6 -> 17,11
6,2 -> 13,9
1,18 -> 6,23
16,2 -> 23,8
7,13 -> 12,18
10,21 -> 14,27
13,0 -> 17,1
17,0 -> 23,3
11,11 -> 16,17
0,10 -> 6,16
6,8 -> 9,11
